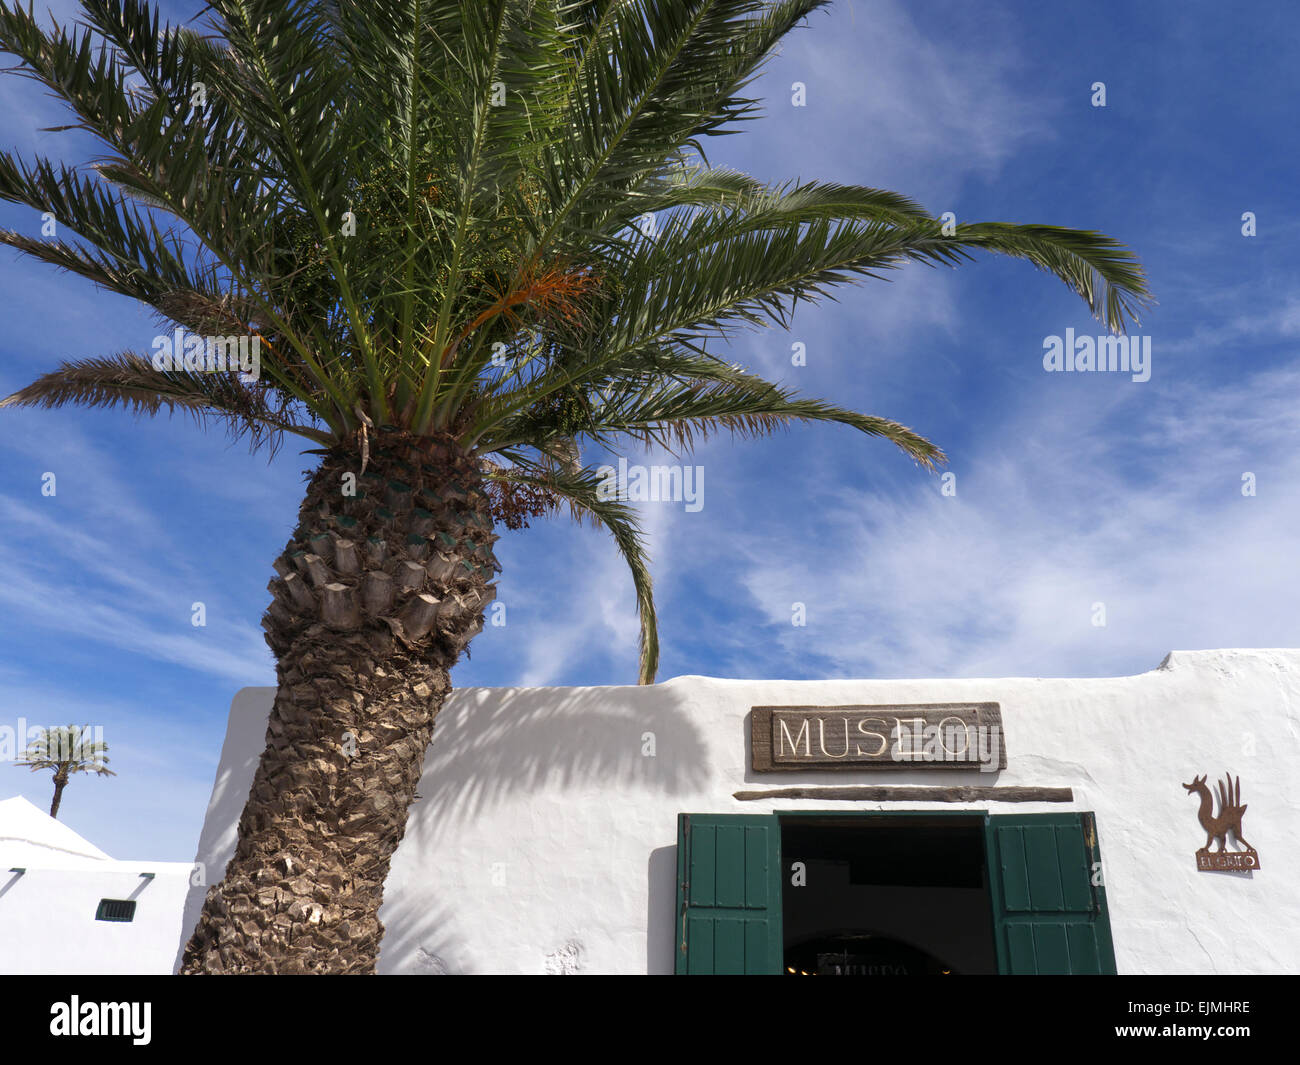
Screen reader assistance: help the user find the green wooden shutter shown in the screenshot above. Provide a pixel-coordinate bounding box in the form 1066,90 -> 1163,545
985,812 -> 1117,974
675,813 -> 783,974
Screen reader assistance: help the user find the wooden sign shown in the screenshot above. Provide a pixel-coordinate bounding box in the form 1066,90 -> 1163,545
750,704 -> 1006,772
1184,773 -> 1260,871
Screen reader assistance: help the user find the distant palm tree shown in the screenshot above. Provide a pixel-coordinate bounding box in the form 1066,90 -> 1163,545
0,0 -> 1150,972
15,724 -> 115,819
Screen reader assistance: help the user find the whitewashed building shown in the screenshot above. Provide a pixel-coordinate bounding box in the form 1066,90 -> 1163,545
179,648 -> 1300,975
0,796 -> 192,974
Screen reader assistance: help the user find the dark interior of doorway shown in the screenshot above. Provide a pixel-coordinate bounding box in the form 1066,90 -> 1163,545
781,815 -> 998,975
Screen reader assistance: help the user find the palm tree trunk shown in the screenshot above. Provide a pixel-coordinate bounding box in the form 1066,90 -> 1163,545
49,772 -> 68,819
180,433 -> 496,974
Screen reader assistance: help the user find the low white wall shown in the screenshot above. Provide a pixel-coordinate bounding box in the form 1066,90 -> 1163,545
179,649 -> 1300,974
1,861 -> 192,975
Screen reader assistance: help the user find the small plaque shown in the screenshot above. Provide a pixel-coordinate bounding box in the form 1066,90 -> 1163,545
1195,849 -> 1260,872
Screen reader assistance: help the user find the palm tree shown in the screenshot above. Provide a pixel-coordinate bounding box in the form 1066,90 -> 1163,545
15,723 -> 115,819
0,0 -> 1150,973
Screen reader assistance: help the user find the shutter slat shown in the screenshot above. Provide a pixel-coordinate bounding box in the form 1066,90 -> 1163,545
690,822 -> 717,908
745,825 -> 769,909
686,914 -> 714,973
1030,922 -> 1071,974
1057,823 -> 1094,911
745,918 -> 772,975
997,825 -> 1032,911
1024,825 -> 1066,910
715,825 -> 745,908
1006,923 -> 1037,972
1066,921 -> 1102,974
714,916 -> 746,973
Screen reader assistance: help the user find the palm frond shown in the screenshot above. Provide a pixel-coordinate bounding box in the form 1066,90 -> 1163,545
0,353 -> 330,451
585,368 -> 945,467
487,452 -> 659,683
947,222 -> 1154,333
482,358 -> 944,467
535,0 -> 810,252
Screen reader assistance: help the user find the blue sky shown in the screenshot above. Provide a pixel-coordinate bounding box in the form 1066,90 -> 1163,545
1,0 -> 1297,860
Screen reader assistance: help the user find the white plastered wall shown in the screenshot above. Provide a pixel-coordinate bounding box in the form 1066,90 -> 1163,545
177,648 -> 1300,974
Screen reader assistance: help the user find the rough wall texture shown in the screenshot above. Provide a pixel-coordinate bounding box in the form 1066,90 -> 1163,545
179,649 -> 1300,974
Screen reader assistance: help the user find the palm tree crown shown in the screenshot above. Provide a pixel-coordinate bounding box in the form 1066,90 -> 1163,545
15,723 -> 115,818
0,0 -> 1151,683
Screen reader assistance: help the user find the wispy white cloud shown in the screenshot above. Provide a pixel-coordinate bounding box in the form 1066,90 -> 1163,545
0,561 -> 271,683
733,362 -> 1300,679
0,424 -> 274,685
748,0 -> 1055,195
1155,291 -> 1300,357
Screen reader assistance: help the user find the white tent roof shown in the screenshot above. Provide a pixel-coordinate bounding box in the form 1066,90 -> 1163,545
0,795 -> 112,867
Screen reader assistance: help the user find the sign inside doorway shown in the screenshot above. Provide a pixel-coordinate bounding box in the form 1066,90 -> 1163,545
750,703 -> 1007,772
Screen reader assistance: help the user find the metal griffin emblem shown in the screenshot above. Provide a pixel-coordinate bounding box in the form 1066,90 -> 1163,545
1183,773 -> 1260,871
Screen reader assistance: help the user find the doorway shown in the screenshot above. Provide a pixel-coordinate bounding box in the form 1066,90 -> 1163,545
781,815 -> 997,975
674,810 -> 1117,974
